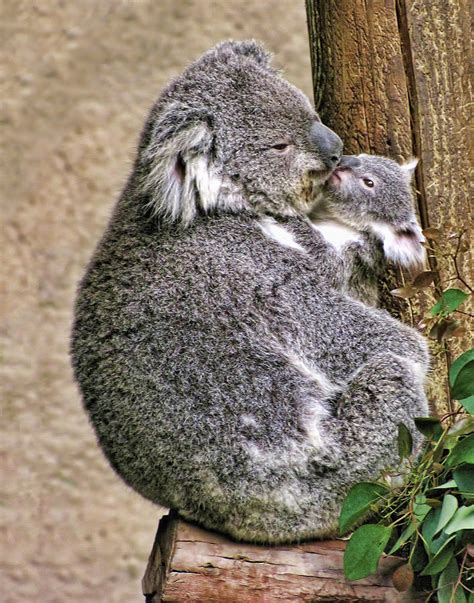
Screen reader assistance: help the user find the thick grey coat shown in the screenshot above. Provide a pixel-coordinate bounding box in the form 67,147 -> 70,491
71,41 -> 429,543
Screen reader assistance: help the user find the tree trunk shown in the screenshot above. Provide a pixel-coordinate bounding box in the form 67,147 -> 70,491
142,512 -> 422,602
306,0 -> 472,413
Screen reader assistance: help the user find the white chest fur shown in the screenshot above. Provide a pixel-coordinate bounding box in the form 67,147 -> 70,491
258,217 -> 307,253
311,220 -> 362,251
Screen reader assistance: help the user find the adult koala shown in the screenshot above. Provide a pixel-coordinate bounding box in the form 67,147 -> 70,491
72,41 -> 428,543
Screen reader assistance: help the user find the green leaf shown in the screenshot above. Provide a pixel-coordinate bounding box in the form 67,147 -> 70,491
411,539 -> 428,572
398,423 -> 413,459
431,479 -> 457,490
447,416 -> 474,438
434,494 -> 458,536
460,397 -> 474,413
388,522 -> 417,554
420,540 -> 455,575
452,360 -> 474,401
450,350 -> 474,409
450,349 -> 474,385
430,288 -> 470,317
425,498 -> 442,508
422,507 -> 442,551
430,531 -> 455,555
453,465 -> 474,495
444,505 -> 474,534
343,524 -> 392,581
413,495 -> 431,521
444,436 -> 461,451
438,558 -> 467,603
338,482 -> 388,534
414,416 -> 442,439
446,434 -> 474,467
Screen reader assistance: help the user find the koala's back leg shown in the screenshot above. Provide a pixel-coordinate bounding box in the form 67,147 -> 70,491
329,351 -> 428,478
290,352 -> 428,541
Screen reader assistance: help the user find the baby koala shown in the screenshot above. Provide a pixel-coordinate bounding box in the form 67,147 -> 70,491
309,154 -> 425,305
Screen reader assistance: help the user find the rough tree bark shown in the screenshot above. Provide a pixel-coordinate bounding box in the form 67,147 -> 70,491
306,0 -> 473,413
142,512 -> 421,602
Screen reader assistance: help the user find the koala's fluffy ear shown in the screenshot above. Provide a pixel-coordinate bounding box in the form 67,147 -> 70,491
213,39 -> 273,70
140,105 -> 226,226
400,158 -> 418,183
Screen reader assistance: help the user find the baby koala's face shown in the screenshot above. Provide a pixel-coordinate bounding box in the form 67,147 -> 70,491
322,154 -> 425,268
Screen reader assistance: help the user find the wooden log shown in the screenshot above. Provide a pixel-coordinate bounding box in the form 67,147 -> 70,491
142,512 -> 422,602
305,0 -> 473,414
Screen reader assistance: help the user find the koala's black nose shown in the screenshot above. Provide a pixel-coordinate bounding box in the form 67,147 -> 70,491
309,122 -> 343,169
338,155 -> 362,169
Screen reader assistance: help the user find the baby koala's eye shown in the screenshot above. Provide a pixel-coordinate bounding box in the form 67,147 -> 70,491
362,177 -> 375,188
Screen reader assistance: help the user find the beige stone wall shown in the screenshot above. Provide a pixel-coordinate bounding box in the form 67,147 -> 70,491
0,1 -> 312,600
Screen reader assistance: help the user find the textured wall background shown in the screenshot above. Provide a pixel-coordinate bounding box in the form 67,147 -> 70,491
0,1 -> 312,600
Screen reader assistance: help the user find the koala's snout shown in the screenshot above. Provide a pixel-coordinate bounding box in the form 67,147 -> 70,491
338,155 -> 362,169
327,160 -> 357,189
329,156 -> 362,187
309,122 -> 343,170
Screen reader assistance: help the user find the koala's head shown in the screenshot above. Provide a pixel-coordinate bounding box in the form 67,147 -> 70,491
320,154 -> 425,267
137,40 -> 343,225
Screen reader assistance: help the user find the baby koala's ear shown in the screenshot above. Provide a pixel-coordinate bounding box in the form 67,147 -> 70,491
400,158 -> 419,183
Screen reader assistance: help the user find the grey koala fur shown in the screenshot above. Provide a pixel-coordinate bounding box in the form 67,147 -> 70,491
71,41 -> 429,544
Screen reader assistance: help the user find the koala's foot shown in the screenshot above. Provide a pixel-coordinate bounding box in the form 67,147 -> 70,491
331,351 -> 428,477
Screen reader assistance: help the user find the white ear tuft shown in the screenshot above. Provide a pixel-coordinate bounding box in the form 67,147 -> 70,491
400,158 -> 419,183
141,119 -> 224,226
369,222 -> 426,268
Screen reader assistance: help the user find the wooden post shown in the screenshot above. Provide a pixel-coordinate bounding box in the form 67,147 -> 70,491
306,0 -> 473,413
142,512 -> 422,602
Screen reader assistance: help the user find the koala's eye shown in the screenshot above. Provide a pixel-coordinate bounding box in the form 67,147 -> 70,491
362,178 -> 375,188
271,143 -> 291,152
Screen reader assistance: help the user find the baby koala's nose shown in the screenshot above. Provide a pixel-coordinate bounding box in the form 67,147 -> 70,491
310,122 -> 343,169
338,155 -> 362,169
